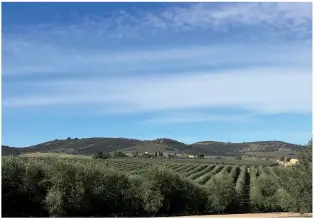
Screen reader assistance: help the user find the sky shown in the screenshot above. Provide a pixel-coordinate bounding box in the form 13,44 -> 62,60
2,2 -> 312,147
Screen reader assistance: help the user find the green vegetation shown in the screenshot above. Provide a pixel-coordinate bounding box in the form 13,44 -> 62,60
2,139 -> 312,217
235,166 -> 247,201
209,174 -> 237,213
113,151 -> 127,158
198,154 -> 205,159
2,137 -> 304,158
279,139 -> 312,213
250,173 -> 283,212
93,152 -> 111,159
235,156 -> 242,160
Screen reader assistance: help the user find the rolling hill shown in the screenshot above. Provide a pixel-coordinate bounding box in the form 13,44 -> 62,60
1,137 -> 305,158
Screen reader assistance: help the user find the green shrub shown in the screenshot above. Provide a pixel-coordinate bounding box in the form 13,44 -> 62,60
143,167 -> 209,215
102,152 -> 111,159
279,165 -> 312,213
3,156 -> 300,217
207,172 -> 237,214
2,157 -> 48,217
44,161 -> 148,217
127,175 -> 154,215
275,188 -> 293,212
88,168 -> 145,216
44,161 -> 90,216
278,139 -> 312,213
250,174 -> 283,212
93,152 -> 111,159
142,153 -> 154,158
113,151 -> 127,158
229,166 -> 240,183
235,166 -> 247,207
197,165 -> 223,185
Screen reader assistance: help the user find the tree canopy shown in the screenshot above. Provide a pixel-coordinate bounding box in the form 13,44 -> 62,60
279,138 -> 312,213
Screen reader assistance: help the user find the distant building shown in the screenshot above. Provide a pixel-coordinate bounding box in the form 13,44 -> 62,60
288,158 -> 299,165
277,158 -> 299,167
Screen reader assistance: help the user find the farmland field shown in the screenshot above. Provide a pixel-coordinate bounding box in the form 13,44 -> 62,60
2,155 -> 299,217
18,152 -> 275,166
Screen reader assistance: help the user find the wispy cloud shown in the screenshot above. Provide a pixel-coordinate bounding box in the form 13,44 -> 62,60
3,2 -> 311,41
3,67 -> 311,116
2,41 -> 311,76
2,3 -> 311,80
2,2 -> 312,124
142,112 -> 256,124
144,2 -> 311,34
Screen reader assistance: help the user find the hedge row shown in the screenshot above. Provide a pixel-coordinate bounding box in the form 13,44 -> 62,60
188,165 -> 214,180
204,165 -> 232,186
249,168 -> 287,213
235,166 -> 247,195
229,165 -> 240,183
206,172 -> 237,214
196,165 -> 223,185
3,157 -> 242,217
3,157 -> 299,217
181,165 -> 208,178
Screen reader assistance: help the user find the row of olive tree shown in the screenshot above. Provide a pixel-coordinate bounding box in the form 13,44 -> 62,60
93,151 -> 127,159
278,139 -> 312,213
2,157 -> 230,217
250,139 -> 312,214
3,138 -> 311,217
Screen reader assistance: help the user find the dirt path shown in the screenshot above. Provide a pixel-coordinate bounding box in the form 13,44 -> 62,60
79,140 -> 107,150
176,212 -> 312,218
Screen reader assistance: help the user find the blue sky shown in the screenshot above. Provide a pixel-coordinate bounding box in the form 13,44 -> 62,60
2,2 -> 312,147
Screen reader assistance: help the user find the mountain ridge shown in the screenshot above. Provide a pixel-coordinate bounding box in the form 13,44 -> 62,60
1,137 -> 305,157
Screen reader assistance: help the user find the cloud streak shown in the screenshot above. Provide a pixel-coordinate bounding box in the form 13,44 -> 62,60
3,67 -> 311,116
2,2 -> 312,125
3,2 -> 311,41
142,112 -> 256,124
2,41 -> 311,76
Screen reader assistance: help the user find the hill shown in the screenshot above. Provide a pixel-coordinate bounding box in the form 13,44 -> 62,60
1,145 -> 21,156
1,137 -> 305,158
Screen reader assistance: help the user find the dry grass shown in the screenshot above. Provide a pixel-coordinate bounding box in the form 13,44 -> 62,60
19,152 -> 92,159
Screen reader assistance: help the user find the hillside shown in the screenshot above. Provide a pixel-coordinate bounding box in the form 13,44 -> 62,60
2,137 -> 305,157
1,145 -> 21,156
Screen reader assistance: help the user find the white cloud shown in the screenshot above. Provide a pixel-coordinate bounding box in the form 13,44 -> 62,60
2,42 -> 311,76
3,67 -> 312,116
2,3 -> 311,120
3,3 -> 311,42
142,112 -> 255,124
154,2 -> 312,31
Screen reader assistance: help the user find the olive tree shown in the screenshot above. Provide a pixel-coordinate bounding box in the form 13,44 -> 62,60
279,139 -> 312,213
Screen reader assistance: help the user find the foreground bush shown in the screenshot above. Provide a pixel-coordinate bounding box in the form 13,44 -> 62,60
2,158 -> 211,217
143,167 -> 209,216
4,156 -> 305,217
2,157 -> 48,217
207,172 -> 237,214
250,173 -> 283,212
278,139 -> 312,213
44,161 -> 149,217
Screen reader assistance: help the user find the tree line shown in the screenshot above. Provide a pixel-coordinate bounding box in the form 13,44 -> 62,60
2,139 -> 312,217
